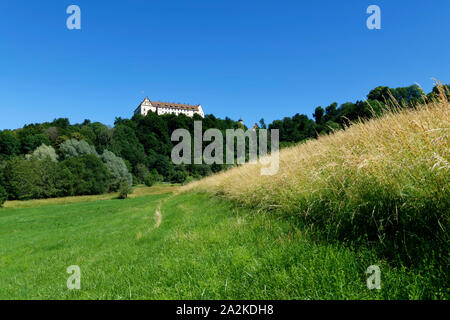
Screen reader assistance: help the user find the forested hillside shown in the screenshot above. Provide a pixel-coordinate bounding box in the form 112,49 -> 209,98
0,83 -> 448,205
0,113 -> 241,203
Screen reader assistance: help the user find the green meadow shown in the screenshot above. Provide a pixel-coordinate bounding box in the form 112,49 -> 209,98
0,186 -> 440,299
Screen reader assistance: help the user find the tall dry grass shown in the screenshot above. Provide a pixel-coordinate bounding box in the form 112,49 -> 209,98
184,88 -> 449,266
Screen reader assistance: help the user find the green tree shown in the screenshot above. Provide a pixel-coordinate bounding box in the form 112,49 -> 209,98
135,112 -> 171,156
3,157 -> 74,200
60,139 -> 98,158
33,159 -> 74,198
151,153 -> 174,177
0,185 -> 6,207
313,106 -> 324,124
323,102 -> 339,123
135,163 -> 149,181
21,134 -> 52,154
89,122 -> 112,153
0,171 -> 7,207
27,144 -> 58,162
143,172 -> 157,187
61,155 -> 111,195
427,84 -> 450,101
367,86 -> 391,102
3,157 -> 39,200
169,167 -> 188,184
118,178 -> 132,199
0,131 -> 20,156
259,118 -> 267,129
109,124 -> 147,171
324,120 -> 341,133
46,127 -> 59,143
101,150 -> 133,190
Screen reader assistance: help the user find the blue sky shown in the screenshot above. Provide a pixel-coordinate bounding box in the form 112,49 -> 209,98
0,0 -> 449,129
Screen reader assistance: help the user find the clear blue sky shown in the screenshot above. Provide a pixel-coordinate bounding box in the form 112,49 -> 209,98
0,0 -> 449,129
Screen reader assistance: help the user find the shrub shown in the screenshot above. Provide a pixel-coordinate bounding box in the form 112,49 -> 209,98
183,176 -> 195,185
135,163 -> 150,182
151,169 -> 164,183
132,174 -> 141,185
191,164 -> 212,178
169,170 -> 188,184
118,178 -> 132,199
144,173 -> 156,187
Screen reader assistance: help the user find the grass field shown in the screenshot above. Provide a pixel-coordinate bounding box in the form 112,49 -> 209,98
0,185 -> 442,299
2,184 -> 179,209
185,97 -> 449,298
1,98 -> 448,299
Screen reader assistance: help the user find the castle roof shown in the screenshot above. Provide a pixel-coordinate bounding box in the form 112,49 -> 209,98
139,97 -> 201,111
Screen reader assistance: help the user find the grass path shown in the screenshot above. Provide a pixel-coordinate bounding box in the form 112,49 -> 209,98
154,189 -> 181,229
0,188 -> 431,299
154,204 -> 162,229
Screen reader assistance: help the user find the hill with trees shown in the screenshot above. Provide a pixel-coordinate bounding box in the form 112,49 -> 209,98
0,83 -> 448,205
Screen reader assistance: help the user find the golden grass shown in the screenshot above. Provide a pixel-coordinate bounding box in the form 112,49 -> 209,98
183,97 -> 449,216
3,184 -> 179,209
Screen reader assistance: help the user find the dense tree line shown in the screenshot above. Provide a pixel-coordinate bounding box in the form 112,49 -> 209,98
0,83 -> 447,206
267,83 -> 448,147
0,111 -> 242,204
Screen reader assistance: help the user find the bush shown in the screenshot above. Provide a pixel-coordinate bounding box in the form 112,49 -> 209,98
135,163 -> 150,182
169,170 -> 188,184
132,174 -> 141,185
191,164 -> 212,178
183,176 -> 195,185
143,173 -> 156,187
118,178 -> 132,199
0,185 -> 7,207
151,169 -> 164,183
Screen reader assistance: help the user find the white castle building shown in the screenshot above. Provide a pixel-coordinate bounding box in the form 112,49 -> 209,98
134,97 -> 204,118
